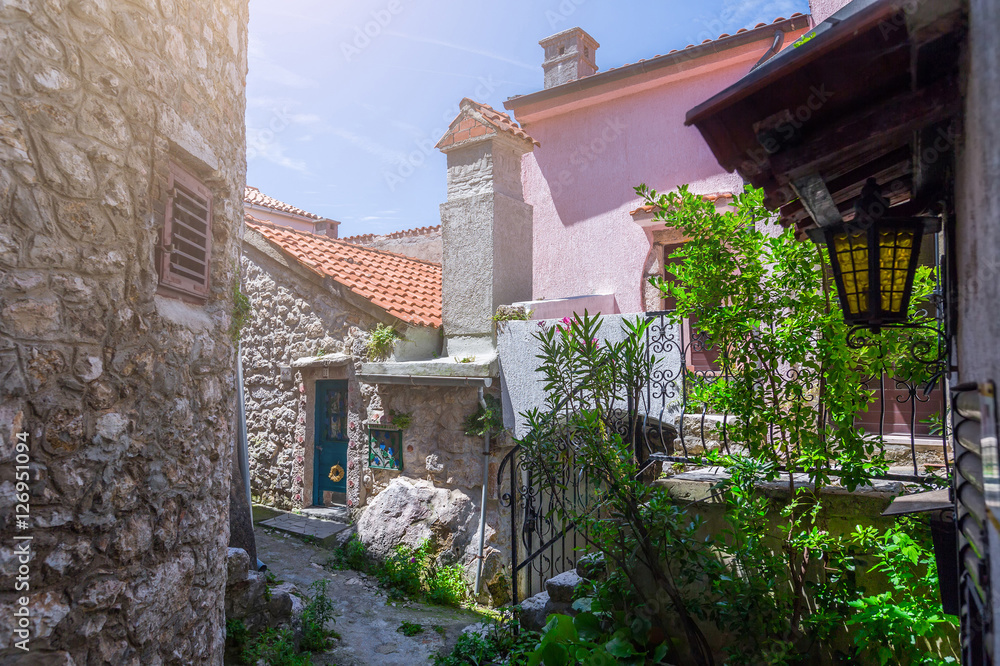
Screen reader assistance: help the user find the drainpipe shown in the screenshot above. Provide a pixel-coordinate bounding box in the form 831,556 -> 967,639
474,386 -> 491,596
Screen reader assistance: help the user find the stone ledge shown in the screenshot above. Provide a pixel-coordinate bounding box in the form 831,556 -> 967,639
361,352 -> 498,380
292,353 -> 351,368
654,469 -> 904,504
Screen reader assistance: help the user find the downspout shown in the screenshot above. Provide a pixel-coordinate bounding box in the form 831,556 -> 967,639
239,343 -> 266,571
474,386 -> 491,595
237,343 -> 252,511
749,29 -> 785,72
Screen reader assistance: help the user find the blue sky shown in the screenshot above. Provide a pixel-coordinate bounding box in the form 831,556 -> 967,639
246,0 -> 810,238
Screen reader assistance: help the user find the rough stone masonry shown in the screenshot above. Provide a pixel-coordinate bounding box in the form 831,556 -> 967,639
0,1 -> 248,663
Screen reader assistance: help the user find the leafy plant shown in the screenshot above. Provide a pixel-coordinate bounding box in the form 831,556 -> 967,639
230,266 -> 252,344
493,304 -> 532,324
463,393 -> 504,439
389,409 -> 412,430
240,627 -> 310,666
325,535 -> 468,606
225,618 -> 249,652
528,612 -> 668,666
398,621 -> 424,636
457,355 -> 476,363
367,323 -> 402,360
301,579 -> 337,651
433,614 -> 538,666
847,519 -> 958,665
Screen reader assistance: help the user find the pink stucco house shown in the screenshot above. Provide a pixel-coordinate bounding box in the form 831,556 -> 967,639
503,16 -> 811,316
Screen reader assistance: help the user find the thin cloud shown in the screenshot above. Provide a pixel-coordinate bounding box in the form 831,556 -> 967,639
248,35 -> 317,89
329,127 -> 409,166
384,31 -> 536,71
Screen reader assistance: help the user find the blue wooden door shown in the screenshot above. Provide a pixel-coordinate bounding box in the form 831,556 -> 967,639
313,380 -> 348,505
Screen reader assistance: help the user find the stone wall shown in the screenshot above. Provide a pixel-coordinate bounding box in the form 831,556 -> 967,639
347,226 -> 442,263
241,235 -> 381,511
241,234 -> 511,599
0,1 -> 248,664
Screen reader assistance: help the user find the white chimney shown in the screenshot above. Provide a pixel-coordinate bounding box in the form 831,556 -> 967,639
540,27 -> 599,89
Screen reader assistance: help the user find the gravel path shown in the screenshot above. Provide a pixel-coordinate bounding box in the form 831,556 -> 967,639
254,527 -> 485,666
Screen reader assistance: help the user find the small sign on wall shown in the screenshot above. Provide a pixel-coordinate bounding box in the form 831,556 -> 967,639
367,423 -> 403,471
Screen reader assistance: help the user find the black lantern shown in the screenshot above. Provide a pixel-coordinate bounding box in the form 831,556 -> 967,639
824,179 -> 937,329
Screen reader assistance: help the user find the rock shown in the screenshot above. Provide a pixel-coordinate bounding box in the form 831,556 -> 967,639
356,476 -> 476,563
576,553 -> 606,580
226,547 -> 251,585
518,591 -> 550,632
545,570 -> 582,603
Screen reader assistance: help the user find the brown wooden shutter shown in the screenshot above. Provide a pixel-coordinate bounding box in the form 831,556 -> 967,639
160,163 -> 213,298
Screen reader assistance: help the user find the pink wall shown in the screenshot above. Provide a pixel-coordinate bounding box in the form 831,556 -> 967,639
809,0 -> 851,24
515,51 -> 788,313
244,205 -> 321,234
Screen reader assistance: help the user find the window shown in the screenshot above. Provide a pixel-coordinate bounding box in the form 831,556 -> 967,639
158,163 -> 213,299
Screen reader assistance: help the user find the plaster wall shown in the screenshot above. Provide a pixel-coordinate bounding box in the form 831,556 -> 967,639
441,135 -> 534,357
955,0 -> 1000,388
0,1 -> 248,662
808,0 -> 852,24
517,51 -> 786,313
497,315 -> 682,437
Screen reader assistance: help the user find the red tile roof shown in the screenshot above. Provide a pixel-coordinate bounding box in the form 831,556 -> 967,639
342,225 -> 441,244
437,98 -> 538,150
245,215 -> 442,328
244,186 -> 326,221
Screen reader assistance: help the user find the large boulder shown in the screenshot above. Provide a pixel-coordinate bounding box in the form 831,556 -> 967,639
357,476 -> 477,563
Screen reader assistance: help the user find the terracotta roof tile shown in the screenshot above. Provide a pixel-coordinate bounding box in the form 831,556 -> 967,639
628,192 -> 733,216
342,225 -> 441,244
244,186 -> 326,221
599,15 -> 805,76
245,215 -> 441,328
437,98 -> 538,150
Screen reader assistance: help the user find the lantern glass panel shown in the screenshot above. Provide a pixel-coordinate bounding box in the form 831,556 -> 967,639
878,228 -> 915,315
831,231 -> 869,315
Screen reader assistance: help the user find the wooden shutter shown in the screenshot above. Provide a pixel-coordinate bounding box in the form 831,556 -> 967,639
159,163 -> 213,298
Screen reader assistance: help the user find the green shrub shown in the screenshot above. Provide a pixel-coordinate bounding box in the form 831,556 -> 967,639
463,393 -> 503,439
326,535 -> 368,571
241,627 -> 310,666
301,579 -> 337,651
326,535 -> 468,606
367,324 -> 402,360
433,614 -> 538,666
398,621 -> 424,636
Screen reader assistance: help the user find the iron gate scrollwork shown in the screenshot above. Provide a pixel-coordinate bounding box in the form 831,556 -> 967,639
500,306 -> 951,606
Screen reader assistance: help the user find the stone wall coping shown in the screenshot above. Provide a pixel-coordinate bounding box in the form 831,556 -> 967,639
361,353 -> 498,379
292,353 -> 352,368
654,468 -> 905,503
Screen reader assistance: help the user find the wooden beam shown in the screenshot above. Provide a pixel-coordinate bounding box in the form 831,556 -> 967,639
770,77 -> 960,182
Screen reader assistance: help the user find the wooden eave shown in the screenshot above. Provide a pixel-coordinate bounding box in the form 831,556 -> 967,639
685,0 -> 965,238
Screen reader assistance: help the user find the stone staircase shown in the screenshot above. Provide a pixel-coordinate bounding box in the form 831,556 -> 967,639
518,554 -> 605,631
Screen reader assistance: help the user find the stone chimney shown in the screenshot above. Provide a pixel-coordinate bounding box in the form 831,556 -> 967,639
435,99 -> 537,359
540,27 -> 599,89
